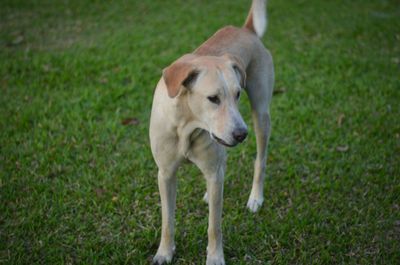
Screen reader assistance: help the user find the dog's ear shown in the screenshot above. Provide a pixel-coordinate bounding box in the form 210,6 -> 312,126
163,54 -> 199,98
223,54 -> 246,88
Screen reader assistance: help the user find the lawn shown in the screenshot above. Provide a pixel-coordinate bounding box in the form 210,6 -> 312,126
1,0 -> 399,264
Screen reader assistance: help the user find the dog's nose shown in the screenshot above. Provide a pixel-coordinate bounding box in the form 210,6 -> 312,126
232,128 -> 248,143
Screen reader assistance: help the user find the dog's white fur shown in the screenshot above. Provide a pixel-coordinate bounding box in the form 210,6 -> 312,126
248,0 -> 267,37
149,1 -> 273,264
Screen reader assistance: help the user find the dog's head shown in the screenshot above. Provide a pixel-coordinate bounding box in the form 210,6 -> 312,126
163,54 -> 248,147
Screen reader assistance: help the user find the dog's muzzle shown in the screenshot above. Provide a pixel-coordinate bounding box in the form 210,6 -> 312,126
211,131 -> 247,147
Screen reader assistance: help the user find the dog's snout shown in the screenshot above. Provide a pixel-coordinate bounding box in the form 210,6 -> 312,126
232,128 -> 248,143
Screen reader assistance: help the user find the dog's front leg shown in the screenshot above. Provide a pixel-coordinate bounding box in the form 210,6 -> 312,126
205,167 -> 225,265
153,169 -> 177,265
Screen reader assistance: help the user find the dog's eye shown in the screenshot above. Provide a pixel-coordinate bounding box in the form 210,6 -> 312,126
236,91 -> 241,100
207,95 -> 220,105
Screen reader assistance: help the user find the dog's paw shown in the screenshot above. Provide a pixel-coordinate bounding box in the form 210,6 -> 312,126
152,247 -> 174,265
247,196 -> 264,213
203,192 -> 209,204
206,255 -> 225,265
152,253 -> 172,265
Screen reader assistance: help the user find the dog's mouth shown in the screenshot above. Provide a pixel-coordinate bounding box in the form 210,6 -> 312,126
211,133 -> 238,147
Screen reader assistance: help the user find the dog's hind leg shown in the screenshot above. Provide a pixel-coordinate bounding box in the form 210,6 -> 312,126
245,52 -> 274,212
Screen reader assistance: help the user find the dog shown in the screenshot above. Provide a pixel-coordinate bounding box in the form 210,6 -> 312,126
149,0 -> 273,264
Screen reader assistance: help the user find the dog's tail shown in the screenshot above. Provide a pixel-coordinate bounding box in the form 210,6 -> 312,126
243,0 -> 267,38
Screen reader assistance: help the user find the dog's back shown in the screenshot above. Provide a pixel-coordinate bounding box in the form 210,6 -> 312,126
194,0 -> 269,71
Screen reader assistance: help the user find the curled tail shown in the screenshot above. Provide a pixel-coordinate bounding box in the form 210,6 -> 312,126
244,0 -> 267,38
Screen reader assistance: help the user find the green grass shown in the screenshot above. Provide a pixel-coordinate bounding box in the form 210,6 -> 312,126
1,0 -> 399,264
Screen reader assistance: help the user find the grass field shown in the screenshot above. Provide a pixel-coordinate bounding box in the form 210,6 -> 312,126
1,0 -> 399,264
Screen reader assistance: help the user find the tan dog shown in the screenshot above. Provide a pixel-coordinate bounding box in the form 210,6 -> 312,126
149,0 -> 273,264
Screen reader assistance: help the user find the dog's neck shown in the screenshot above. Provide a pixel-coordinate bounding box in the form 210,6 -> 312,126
169,95 -> 207,158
